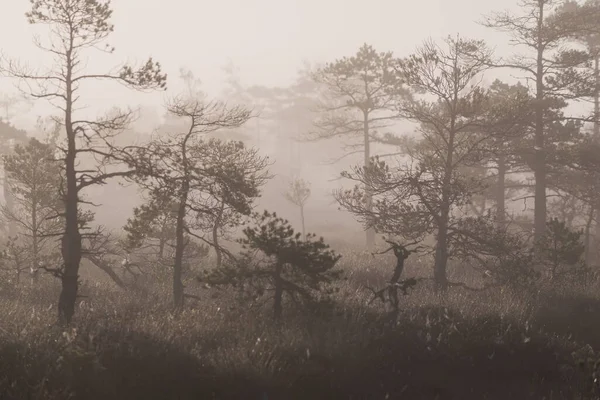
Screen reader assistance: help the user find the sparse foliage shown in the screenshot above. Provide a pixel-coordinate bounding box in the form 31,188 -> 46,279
310,44 -> 408,248
199,211 -> 342,320
337,36 -> 512,291
123,193 -> 178,269
538,217 -> 586,280
369,239 -> 424,312
132,96 -> 268,310
0,0 -> 167,324
481,0 -> 600,243
283,177 -> 311,239
1,138 -> 63,276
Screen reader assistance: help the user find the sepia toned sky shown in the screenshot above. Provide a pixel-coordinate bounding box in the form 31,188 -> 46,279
0,0 -> 562,231
0,0 -> 514,130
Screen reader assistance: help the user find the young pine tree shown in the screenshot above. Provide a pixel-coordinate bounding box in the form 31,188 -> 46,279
200,211 -> 342,320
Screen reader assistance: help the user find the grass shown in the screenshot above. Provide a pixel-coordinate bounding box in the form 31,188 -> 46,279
0,251 -> 599,399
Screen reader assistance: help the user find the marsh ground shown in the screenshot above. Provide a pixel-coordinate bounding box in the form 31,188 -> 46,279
0,252 -> 598,400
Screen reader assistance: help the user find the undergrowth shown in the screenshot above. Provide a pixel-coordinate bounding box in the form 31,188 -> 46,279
0,253 -> 599,399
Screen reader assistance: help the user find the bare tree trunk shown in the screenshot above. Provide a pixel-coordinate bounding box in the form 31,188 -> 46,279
172,131 -> 195,312
435,154 -> 452,292
58,60 -> 82,325
173,187 -> 188,312
585,206 -> 594,266
212,201 -> 224,268
300,205 -> 306,240
594,53 -> 600,138
434,208 -> 449,293
533,0 -> 547,244
581,52 -> 598,265
593,53 -> 600,259
158,219 -> 168,261
31,197 -> 38,284
273,261 -> 283,320
212,224 -> 221,268
388,255 -> 407,313
363,110 -> 375,249
496,154 -> 506,228
3,169 -> 15,238
434,98 -> 456,293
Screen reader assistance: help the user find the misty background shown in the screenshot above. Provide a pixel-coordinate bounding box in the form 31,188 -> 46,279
0,0 -> 531,247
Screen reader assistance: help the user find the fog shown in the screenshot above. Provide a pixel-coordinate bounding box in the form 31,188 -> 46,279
2,1 -> 600,398
0,0 -> 529,244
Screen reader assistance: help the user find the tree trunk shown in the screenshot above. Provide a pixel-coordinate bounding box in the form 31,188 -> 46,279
533,0 -> 547,244
173,189 -> 188,312
434,91 -> 457,293
31,196 -> 38,284
585,206 -> 594,266
300,205 -> 306,240
388,256 -> 406,312
273,262 -> 284,320
363,110 -> 375,249
58,58 -> 82,325
434,209 -> 449,293
496,154 -> 506,228
594,52 -> 599,138
212,201 -> 224,268
212,223 -> 222,269
593,53 -> 600,259
173,133 -> 193,311
579,43 -> 596,263
3,169 -> 15,238
435,148 -> 452,293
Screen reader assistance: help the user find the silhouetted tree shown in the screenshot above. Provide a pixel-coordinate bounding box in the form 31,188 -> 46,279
309,44 -> 407,248
0,0 -> 167,324
553,0 -> 600,260
283,177 -> 311,239
199,211 -> 342,320
481,0 -> 599,243
80,227 -> 126,288
369,239 -> 423,313
450,215 -> 539,289
0,121 -> 28,240
190,143 -> 270,270
1,138 -> 63,276
123,193 -> 178,268
336,36 -> 518,291
538,218 -> 585,280
549,133 -> 600,264
474,80 -> 534,226
133,97 -> 268,310
0,236 -> 30,285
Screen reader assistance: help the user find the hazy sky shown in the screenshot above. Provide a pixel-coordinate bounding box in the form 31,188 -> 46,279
0,0 -> 563,232
0,0 -> 514,130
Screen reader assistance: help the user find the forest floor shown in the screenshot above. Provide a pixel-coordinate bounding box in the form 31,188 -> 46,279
0,253 -> 599,399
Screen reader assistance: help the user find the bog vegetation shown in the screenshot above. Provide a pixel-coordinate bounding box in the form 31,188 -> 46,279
2,0 -> 600,399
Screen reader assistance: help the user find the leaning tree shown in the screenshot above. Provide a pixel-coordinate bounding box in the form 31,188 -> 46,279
133,97 -> 269,310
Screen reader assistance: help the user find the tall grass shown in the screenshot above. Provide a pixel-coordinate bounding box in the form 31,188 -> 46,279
0,251 -> 598,399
